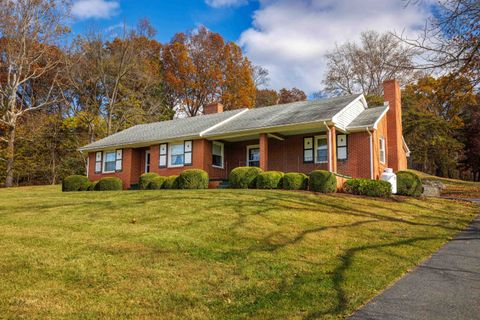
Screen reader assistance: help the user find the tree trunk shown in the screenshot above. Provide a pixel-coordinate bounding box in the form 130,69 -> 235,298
5,126 -> 15,188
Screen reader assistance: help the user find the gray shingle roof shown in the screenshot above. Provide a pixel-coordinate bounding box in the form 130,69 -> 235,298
346,105 -> 388,129
79,109 -> 246,151
203,94 -> 361,137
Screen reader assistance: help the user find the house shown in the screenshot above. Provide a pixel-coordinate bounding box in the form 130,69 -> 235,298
79,79 -> 409,189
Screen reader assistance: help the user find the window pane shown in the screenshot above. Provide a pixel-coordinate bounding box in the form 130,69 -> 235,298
105,161 -> 116,172
249,148 -> 260,161
304,149 -> 313,162
171,144 -> 184,155
337,146 -> 347,160
171,154 -> 184,165
317,138 -> 327,147
213,143 -> 222,156
105,152 -> 116,162
213,155 -> 222,167
317,149 -> 328,162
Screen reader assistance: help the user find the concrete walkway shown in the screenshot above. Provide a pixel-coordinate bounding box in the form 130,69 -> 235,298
350,201 -> 480,320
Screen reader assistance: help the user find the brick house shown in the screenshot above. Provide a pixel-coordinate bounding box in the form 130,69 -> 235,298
79,80 -> 409,189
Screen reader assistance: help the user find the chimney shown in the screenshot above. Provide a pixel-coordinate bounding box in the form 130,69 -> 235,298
383,79 -> 407,171
204,103 -> 224,115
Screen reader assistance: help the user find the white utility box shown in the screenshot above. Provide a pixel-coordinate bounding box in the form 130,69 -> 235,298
381,168 -> 397,194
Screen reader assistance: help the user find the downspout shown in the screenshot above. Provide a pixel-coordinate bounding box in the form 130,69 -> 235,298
366,128 -> 374,179
324,122 -> 332,172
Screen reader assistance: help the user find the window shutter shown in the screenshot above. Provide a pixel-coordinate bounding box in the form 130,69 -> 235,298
184,140 -> 193,166
115,149 -> 123,172
159,143 -> 167,168
303,137 -> 314,163
337,134 -> 348,160
95,152 -> 102,173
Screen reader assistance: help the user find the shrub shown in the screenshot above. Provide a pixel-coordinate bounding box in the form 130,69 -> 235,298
344,178 -> 392,197
256,171 -> 284,189
94,177 -> 123,191
229,166 -> 263,189
87,181 -> 99,191
163,175 -> 179,189
147,176 -> 167,190
139,172 -> 159,190
397,171 -> 423,197
308,170 -> 337,193
62,175 -> 90,192
178,169 -> 209,189
283,172 -> 308,190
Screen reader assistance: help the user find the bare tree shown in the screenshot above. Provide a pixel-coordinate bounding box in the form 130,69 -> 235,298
252,65 -> 270,88
398,0 -> 480,85
322,30 -> 417,96
0,0 -> 70,187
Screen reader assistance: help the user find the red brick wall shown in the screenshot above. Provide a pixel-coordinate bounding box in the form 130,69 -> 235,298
337,132 -> 372,179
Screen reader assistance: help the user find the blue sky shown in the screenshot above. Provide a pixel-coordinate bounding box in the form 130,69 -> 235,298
70,0 -> 433,94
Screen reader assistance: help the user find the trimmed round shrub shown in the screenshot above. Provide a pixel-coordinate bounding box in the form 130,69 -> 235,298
147,176 -> 167,190
87,181 -> 99,191
94,177 -> 123,191
62,175 -> 90,192
139,172 -> 159,190
397,171 -> 423,197
344,178 -> 392,197
283,172 -> 308,190
178,169 -> 209,189
163,175 -> 179,189
308,170 -> 337,193
256,171 -> 284,189
229,166 -> 263,189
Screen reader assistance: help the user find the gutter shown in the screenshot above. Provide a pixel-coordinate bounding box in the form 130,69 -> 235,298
324,121 -> 332,172
366,128 -> 374,179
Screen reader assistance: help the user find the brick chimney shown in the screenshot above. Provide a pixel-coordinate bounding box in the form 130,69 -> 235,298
204,102 -> 224,115
383,79 -> 407,171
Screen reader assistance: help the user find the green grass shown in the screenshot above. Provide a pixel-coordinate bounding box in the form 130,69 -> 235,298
410,170 -> 480,198
0,186 -> 478,319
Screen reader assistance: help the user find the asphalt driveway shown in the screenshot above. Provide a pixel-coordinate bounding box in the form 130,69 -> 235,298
349,202 -> 480,320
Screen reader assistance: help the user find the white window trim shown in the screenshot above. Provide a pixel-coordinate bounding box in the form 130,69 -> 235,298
102,150 -> 116,173
246,144 -> 260,167
212,141 -> 224,169
314,135 -> 328,164
168,142 -> 185,168
379,137 -> 386,164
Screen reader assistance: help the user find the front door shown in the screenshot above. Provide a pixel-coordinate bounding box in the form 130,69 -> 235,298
247,145 -> 260,167
145,150 -> 151,173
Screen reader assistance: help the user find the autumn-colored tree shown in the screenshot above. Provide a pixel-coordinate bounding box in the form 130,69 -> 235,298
460,99 -> 480,181
255,89 -> 278,107
278,88 -> 307,104
161,27 -> 256,116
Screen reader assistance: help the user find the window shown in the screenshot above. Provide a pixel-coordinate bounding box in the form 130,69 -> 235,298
379,137 -> 386,164
169,143 -> 184,167
337,134 -> 348,161
315,135 -> 328,163
212,142 -> 224,168
303,137 -> 314,163
95,152 -> 102,173
247,145 -> 260,167
103,151 -> 116,173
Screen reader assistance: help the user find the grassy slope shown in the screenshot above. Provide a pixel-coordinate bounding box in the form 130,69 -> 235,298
411,170 -> 480,198
0,186 -> 478,319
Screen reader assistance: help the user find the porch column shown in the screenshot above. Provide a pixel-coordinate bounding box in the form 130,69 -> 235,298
330,126 -> 337,173
259,133 -> 269,171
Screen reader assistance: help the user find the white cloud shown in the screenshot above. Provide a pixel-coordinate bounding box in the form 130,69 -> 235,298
72,0 -> 119,19
239,0 -> 431,94
205,0 -> 249,8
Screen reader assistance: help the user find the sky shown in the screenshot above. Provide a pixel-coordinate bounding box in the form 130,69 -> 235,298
70,0 -> 434,94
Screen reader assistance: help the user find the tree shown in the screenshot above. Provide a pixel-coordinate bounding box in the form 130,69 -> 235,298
255,89 -> 278,107
0,0 -> 70,187
278,88 -> 307,104
252,65 -> 269,88
323,30 -> 417,96
400,0 -> 480,85
161,27 -> 256,116
460,98 -> 480,181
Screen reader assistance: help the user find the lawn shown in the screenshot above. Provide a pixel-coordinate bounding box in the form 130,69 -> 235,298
0,186 -> 478,319
411,170 -> 480,198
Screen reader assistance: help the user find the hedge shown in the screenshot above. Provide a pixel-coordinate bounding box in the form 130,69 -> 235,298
148,176 -> 167,190
163,175 -> 179,189
62,175 -> 90,192
229,166 -> 263,189
87,181 -> 99,191
139,172 -> 159,190
177,169 -> 209,189
397,171 -> 423,197
256,171 -> 284,189
94,177 -> 123,191
344,178 -> 392,197
308,170 -> 337,193
283,172 -> 308,190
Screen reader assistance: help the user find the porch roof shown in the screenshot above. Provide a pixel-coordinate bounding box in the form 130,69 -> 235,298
346,105 -> 389,131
